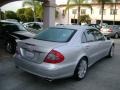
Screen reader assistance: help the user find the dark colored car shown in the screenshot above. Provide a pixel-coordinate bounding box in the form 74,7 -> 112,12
0,20 -> 35,54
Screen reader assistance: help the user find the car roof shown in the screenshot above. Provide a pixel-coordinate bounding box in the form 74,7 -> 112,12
54,25 -> 93,31
24,22 -> 43,24
0,20 -> 19,24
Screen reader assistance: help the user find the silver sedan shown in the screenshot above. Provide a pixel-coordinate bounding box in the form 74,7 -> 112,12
14,25 -> 114,80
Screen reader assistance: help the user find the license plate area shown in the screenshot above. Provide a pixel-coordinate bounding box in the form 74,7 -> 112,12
25,50 -> 34,58
23,49 -> 34,59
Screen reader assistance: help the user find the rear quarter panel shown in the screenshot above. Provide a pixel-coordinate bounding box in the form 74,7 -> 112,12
54,43 -> 87,74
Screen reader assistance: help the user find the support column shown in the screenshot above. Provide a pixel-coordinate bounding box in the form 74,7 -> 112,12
43,0 -> 55,28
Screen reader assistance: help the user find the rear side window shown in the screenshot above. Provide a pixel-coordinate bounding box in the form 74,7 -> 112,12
34,28 -> 76,42
84,30 -> 95,42
93,29 -> 105,41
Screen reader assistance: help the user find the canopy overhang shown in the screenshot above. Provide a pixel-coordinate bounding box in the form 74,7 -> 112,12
0,0 -> 44,7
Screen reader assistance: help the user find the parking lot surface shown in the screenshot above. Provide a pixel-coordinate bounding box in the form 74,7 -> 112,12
0,39 -> 120,90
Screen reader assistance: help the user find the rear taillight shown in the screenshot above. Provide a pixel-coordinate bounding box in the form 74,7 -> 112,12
108,28 -> 113,32
44,50 -> 64,64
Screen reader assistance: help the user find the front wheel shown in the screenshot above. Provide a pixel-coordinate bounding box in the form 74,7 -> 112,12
107,45 -> 114,58
73,58 -> 88,80
5,40 -> 16,54
114,33 -> 119,39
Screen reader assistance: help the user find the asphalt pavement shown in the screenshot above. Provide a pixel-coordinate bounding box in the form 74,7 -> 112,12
0,39 -> 120,90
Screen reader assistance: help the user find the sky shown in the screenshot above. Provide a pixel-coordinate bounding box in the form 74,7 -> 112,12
1,0 -> 67,12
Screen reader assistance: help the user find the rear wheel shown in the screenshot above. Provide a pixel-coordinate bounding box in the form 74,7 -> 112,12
5,40 -> 16,54
73,58 -> 88,80
114,33 -> 119,39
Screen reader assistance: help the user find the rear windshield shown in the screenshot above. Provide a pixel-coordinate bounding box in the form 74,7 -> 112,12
34,28 -> 76,42
102,25 -> 110,29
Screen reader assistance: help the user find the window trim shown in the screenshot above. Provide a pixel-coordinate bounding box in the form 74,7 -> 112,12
81,32 -> 87,43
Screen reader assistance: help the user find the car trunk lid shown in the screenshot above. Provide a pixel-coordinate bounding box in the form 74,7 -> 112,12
17,39 -> 66,63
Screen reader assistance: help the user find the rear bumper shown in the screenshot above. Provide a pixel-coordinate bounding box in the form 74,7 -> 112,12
102,32 -> 114,37
14,57 -> 74,80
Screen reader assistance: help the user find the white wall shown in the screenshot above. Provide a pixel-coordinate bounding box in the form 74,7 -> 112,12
56,4 -> 120,24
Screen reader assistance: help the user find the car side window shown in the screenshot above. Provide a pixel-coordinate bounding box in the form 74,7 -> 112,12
6,24 -> 19,32
84,30 -> 96,42
93,29 -> 105,41
33,23 -> 41,29
81,32 -> 87,43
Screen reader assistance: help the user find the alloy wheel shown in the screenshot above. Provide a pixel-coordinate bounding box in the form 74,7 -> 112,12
78,59 -> 87,79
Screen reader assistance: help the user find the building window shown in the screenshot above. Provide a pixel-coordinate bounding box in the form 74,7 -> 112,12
71,19 -> 77,24
110,9 -> 117,15
81,9 -> 86,15
99,9 -> 106,15
72,9 -> 77,14
62,10 -> 65,17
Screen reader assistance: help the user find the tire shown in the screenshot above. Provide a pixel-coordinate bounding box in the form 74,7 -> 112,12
107,45 -> 114,58
114,33 -> 119,39
5,40 -> 16,54
73,57 -> 88,80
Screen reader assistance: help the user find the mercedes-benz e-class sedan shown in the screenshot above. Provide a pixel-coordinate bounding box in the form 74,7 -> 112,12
14,25 -> 114,80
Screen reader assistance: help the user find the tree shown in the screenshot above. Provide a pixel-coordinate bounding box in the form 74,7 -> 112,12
93,0 -> 112,26
55,10 -> 59,18
17,8 -> 34,22
79,15 -> 91,24
17,8 -> 26,22
5,11 -> 18,20
0,10 -> 4,20
65,0 -> 92,24
24,8 -> 34,22
35,4 -> 43,20
23,0 -> 43,21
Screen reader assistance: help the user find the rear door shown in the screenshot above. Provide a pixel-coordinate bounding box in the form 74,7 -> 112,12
93,29 -> 109,58
82,29 -> 100,65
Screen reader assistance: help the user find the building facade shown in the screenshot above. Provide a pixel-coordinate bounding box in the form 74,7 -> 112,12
56,2 -> 120,25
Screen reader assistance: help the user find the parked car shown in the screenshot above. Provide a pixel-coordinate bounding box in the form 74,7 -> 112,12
0,20 -> 35,54
14,25 -> 114,81
5,19 -> 18,22
100,25 -> 120,38
23,22 -> 43,33
87,24 -> 101,30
